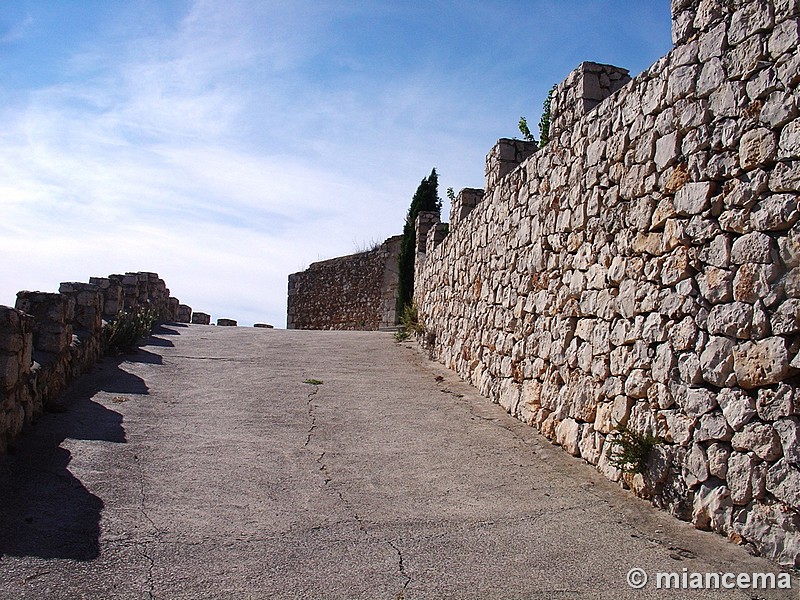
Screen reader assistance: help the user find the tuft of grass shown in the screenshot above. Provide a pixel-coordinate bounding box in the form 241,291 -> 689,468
607,425 -> 661,475
303,379 -> 323,385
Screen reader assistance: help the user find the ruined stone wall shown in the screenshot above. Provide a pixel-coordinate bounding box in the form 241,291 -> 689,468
415,0 -> 800,566
0,271 -> 191,453
287,236 -> 402,330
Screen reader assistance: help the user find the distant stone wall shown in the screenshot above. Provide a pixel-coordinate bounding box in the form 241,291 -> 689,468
0,271 -> 191,452
415,0 -> 800,566
287,236 -> 402,330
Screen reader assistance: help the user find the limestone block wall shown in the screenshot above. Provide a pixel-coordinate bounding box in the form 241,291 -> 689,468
415,0 -> 800,566
0,271 -> 191,453
287,236 -> 402,330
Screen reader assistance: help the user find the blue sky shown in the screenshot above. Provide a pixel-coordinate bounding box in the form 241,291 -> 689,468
0,1 -> 672,327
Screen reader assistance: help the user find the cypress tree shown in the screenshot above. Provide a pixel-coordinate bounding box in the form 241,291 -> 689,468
397,168 -> 441,312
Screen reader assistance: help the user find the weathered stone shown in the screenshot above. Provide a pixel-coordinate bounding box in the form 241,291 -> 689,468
733,263 -> 778,303
750,194 -> 800,231
774,417 -> 800,465
697,267 -> 733,303
779,119 -> 800,158
695,410 -> 734,442
768,15 -> 800,57
578,424 -> 604,465
692,481 -> 733,533
760,91 -> 799,128
728,1 -> 774,46
685,442 -> 709,486
771,299 -> 800,335
670,316 -> 698,351
678,352 -> 704,385
677,386 -> 717,417
556,417 -> 582,457
717,389 -> 756,431
770,161 -> 800,193
731,421 -> 783,461
707,442 -> 731,478
699,336 -> 736,387
698,234 -> 731,268
730,231 -> 774,264
728,451 -> 757,505
660,410 -> 695,445
706,303 -> 753,339
739,128 -> 777,171
674,182 -> 714,215
732,502 -> 800,568
757,384 -> 795,421
733,337 -> 794,388
191,312 -> 211,325
766,459 -> 800,509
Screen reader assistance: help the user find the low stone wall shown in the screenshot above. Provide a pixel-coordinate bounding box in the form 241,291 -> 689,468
415,0 -> 800,566
287,236 -> 403,330
0,271 -> 191,453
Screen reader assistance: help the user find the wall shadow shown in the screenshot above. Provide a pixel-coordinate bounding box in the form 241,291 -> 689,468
0,354 -> 149,561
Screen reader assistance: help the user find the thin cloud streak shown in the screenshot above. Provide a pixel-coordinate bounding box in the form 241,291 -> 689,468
0,1 -> 672,327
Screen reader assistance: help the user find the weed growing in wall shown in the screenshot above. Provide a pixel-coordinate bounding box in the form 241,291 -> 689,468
538,85 -> 555,146
608,425 -> 661,475
394,302 -> 426,342
518,117 -> 536,143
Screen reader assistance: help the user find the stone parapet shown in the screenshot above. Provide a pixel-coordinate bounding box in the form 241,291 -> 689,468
15,292 -> 73,355
549,62 -> 631,142
191,312 -> 212,325
1,271 -> 197,453
177,303 -> 192,323
450,188 -> 484,231
485,139 -> 538,190
59,282 -> 103,334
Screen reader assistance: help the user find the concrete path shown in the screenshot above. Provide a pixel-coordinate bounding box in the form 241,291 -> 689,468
0,325 -> 796,599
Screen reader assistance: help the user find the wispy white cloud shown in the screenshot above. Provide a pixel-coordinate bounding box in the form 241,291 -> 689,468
0,0 -> 672,326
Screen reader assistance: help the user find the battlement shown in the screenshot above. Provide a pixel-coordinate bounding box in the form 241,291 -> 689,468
0,271 -> 195,453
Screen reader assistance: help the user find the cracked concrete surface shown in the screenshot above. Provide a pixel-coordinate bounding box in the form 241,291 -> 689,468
0,325 -> 796,599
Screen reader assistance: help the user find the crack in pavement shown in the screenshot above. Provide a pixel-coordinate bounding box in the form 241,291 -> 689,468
133,453 -> 160,600
303,389 -> 414,597
303,385 -> 319,448
387,539 -> 412,599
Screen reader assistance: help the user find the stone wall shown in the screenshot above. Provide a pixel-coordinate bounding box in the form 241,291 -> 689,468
287,236 -> 403,330
0,271 -> 191,453
414,0 -> 800,566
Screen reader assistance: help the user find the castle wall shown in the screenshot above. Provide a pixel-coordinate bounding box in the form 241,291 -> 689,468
415,0 -> 800,566
0,271 -> 190,453
287,236 -> 403,330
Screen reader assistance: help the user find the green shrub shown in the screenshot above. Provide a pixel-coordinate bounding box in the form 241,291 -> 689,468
607,425 -> 661,475
400,302 -> 425,335
105,304 -> 158,354
393,302 -> 426,342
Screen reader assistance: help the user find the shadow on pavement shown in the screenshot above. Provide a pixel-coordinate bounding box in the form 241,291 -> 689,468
0,352 -> 150,561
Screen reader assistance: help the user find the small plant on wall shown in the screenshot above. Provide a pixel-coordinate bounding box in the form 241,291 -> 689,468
607,425 -> 661,475
394,302 -> 425,342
